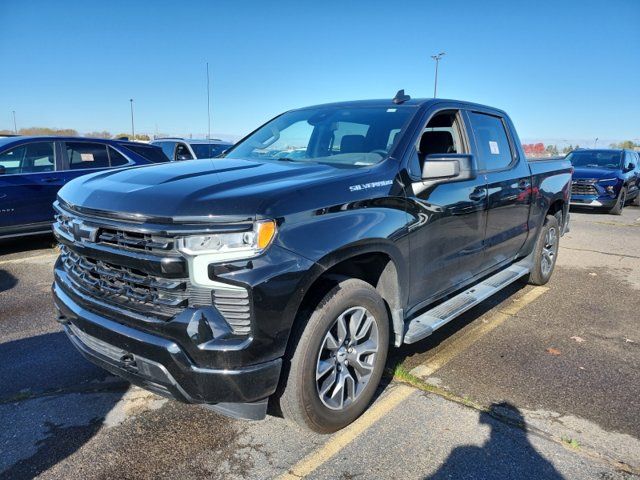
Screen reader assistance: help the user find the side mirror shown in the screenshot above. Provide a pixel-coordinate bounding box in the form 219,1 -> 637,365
625,163 -> 636,172
422,154 -> 476,182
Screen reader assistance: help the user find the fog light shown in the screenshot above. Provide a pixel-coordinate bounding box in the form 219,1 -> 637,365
606,186 -> 615,194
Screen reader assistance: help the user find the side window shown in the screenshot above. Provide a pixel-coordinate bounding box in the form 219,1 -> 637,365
108,147 -> 129,166
67,142 -> 109,169
0,142 -> 55,174
467,112 -> 513,171
410,110 -> 465,177
175,143 -> 194,160
157,142 -> 176,160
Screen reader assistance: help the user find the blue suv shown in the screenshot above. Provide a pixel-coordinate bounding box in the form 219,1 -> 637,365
0,136 -> 170,239
568,149 -> 640,215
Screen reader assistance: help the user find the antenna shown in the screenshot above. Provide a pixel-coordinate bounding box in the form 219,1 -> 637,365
206,62 -> 211,141
393,89 -> 411,104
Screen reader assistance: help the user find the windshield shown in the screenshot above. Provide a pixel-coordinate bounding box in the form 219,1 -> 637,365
192,143 -> 232,158
225,106 -> 415,166
567,150 -> 623,169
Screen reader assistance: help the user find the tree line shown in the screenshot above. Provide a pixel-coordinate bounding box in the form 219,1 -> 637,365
0,127 -> 150,141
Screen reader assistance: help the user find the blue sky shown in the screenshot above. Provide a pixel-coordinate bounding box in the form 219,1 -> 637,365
0,0 -> 638,145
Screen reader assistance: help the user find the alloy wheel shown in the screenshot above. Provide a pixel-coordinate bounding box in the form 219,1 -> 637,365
315,306 -> 379,410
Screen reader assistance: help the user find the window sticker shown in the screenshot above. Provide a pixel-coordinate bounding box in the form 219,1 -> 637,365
80,153 -> 94,162
489,141 -> 500,155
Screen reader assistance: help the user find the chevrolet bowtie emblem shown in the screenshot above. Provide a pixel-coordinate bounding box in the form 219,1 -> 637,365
71,219 -> 98,243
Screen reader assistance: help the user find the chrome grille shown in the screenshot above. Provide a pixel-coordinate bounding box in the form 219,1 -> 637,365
98,228 -> 174,253
60,245 -> 189,319
55,206 -> 253,336
571,182 -> 598,196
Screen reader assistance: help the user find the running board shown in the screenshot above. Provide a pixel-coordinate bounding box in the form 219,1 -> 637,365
403,262 -> 530,344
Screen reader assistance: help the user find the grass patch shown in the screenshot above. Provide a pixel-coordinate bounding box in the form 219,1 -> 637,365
561,436 -> 581,449
392,364 -> 483,411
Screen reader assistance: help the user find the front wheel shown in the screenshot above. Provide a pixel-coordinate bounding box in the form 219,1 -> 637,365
608,187 -> 627,215
279,278 -> 389,433
525,214 -> 560,286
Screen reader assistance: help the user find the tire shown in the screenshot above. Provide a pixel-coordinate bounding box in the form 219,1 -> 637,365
608,187 -> 627,215
525,214 -> 560,286
631,190 -> 640,207
279,278 -> 390,433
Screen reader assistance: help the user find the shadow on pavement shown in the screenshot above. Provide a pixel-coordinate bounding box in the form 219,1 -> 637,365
0,269 -> 18,293
426,402 -> 564,480
0,331 -> 128,479
0,234 -> 55,256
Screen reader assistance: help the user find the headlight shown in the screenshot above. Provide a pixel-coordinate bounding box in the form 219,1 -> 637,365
178,220 -> 277,261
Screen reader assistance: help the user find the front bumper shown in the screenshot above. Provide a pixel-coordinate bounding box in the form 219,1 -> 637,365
53,280 -> 282,416
570,194 -> 617,208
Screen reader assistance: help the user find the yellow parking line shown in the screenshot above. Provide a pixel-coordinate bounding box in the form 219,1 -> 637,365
277,384 -> 414,480
0,252 -> 58,266
279,285 -> 549,479
410,286 -> 549,378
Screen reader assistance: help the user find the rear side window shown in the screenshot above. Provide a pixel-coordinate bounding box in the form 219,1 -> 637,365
0,142 -> 56,174
67,142 -> 109,169
124,144 -> 170,163
108,147 -> 129,166
467,112 -> 513,171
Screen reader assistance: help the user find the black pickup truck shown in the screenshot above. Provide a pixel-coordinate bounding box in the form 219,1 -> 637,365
52,93 -> 571,433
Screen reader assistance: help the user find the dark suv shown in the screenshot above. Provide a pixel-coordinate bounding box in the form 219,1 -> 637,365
0,136 -> 170,239
568,149 -> 640,214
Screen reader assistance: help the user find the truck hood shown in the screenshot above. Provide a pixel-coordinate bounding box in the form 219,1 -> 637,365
58,158 -> 366,221
572,167 -> 621,181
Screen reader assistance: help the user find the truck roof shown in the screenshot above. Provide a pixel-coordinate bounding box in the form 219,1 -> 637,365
295,98 -> 508,116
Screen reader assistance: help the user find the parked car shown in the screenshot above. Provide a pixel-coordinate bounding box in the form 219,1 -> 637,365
567,149 -> 640,214
52,94 -> 571,433
151,138 -> 234,161
0,136 -> 170,239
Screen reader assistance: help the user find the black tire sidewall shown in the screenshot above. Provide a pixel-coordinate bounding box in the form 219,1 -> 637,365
296,280 -> 389,432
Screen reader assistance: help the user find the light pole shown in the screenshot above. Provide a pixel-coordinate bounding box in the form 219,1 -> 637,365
11,110 -> 17,134
129,99 -> 135,140
594,137 -> 598,148
431,52 -> 446,98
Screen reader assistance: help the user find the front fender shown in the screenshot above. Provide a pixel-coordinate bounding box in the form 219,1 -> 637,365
276,200 -> 410,306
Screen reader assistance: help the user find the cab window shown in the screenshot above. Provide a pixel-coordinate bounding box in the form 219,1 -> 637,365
409,110 -> 466,177
467,112 -> 514,171
0,142 -> 56,174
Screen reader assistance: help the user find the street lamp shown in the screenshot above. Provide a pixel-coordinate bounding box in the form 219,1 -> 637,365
12,110 -> 17,134
129,99 -> 135,140
431,52 -> 446,98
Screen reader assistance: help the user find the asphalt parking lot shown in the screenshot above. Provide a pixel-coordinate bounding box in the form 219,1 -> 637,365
1,207 -> 639,479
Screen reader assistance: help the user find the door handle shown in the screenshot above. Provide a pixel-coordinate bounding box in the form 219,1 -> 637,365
518,180 -> 531,190
40,177 -> 59,183
469,190 -> 487,202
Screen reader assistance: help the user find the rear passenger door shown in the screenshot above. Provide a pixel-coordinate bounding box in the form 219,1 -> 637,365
0,140 -> 62,230
465,110 -> 532,271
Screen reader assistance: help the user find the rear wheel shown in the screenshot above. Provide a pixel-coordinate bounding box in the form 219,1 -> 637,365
608,187 -> 627,215
279,278 -> 389,433
525,214 -> 560,286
